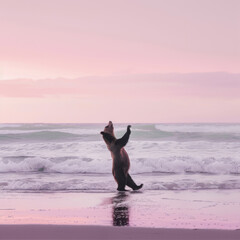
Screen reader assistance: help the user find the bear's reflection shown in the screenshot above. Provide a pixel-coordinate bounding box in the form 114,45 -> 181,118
112,192 -> 130,226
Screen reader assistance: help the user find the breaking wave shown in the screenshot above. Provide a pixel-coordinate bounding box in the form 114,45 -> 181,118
0,155 -> 239,175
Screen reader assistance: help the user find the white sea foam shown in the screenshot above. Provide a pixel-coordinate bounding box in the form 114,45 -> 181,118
0,140 -> 239,175
1,172 -> 240,192
155,123 -> 240,133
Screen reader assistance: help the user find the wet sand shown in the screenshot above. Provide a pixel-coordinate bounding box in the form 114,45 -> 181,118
0,190 -> 240,239
0,190 -> 240,229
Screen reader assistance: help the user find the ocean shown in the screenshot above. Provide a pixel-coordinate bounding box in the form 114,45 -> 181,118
0,123 -> 240,192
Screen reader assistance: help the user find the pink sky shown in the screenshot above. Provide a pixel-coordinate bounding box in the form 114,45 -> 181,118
0,0 -> 239,123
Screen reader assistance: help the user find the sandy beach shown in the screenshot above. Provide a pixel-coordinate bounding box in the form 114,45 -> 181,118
1,224 -> 240,240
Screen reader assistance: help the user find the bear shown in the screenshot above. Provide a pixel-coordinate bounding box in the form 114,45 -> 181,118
100,121 -> 143,191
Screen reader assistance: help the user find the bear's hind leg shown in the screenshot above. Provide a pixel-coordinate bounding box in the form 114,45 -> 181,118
127,174 -> 143,190
114,169 -> 127,191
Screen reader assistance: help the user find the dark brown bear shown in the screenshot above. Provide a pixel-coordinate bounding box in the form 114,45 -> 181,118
100,121 -> 143,191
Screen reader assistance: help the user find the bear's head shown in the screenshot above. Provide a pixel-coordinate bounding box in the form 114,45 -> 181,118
103,121 -> 115,136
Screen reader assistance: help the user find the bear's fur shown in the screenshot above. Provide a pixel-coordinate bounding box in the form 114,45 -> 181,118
101,121 -> 143,191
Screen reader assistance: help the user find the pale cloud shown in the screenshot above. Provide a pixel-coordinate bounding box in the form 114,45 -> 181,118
0,73 -> 239,99
1,73 -> 240,123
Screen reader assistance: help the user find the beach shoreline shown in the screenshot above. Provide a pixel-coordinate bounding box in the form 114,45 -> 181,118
0,224 -> 239,240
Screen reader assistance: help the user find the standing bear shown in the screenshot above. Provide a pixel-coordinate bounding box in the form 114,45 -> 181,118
101,121 -> 143,191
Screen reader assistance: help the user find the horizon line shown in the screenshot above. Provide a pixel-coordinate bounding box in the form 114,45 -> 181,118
1,71 -> 240,81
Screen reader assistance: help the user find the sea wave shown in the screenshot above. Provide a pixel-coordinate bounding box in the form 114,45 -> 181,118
0,155 -> 239,175
1,123 -> 240,192
0,130 -> 96,142
1,123 -> 240,142
155,123 -> 240,133
130,124 -> 240,142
